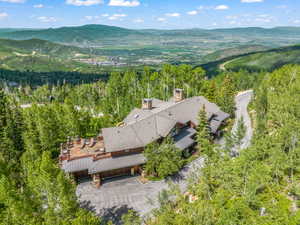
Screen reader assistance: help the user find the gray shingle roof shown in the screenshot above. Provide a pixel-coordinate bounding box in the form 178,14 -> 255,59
103,96 -> 229,153
88,153 -> 146,174
62,157 -> 93,173
174,127 -> 197,150
102,126 -> 144,152
62,154 -> 146,175
123,108 -> 153,124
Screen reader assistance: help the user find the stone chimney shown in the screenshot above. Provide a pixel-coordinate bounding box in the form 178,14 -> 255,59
142,98 -> 153,110
75,136 -> 81,144
174,88 -> 184,102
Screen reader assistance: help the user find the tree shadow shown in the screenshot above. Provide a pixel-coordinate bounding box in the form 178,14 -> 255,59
99,205 -> 134,225
168,171 -> 185,183
79,200 -> 97,213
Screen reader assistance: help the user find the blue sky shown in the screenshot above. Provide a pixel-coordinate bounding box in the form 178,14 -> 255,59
0,0 -> 299,29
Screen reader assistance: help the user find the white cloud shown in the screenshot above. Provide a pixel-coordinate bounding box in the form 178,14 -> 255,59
276,5 -> 287,9
85,15 -> 100,20
102,13 -> 109,17
241,0 -> 263,3
187,10 -> 198,16
85,16 -> 93,20
255,18 -> 271,23
33,4 -> 44,8
108,0 -> 140,7
165,13 -> 180,17
157,17 -> 166,22
37,16 -> 57,22
226,15 -> 238,20
66,0 -> 103,6
294,19 -> 300,24
133,18 -> 144,23
108,13 -> 127,20
0,12 -> 8,19
0,0 -> 25,3
215,5 -> 229,10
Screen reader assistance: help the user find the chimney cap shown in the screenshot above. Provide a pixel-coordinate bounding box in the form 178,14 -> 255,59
142,98 -> 153,110
174,88 -> 184,102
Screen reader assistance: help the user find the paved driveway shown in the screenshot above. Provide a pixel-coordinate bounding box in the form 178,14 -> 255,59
76,157 -> 204,224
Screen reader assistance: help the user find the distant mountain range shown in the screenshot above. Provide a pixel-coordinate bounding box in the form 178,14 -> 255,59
1,25 -> 300,47
0,24 -> 300,73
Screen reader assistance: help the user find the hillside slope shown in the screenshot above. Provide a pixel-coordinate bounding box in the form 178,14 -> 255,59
0,24 -> 142,46
0,38 -> 90,59
200,44 -> 300,75
200,45 -> 269,64
225,45 -> 300,71
0,38 -> 103,72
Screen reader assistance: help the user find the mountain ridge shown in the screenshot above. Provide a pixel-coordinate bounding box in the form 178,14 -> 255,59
1,24 -> 300,46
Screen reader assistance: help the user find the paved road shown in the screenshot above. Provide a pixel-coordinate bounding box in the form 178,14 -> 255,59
219,57 -> 240,71
76,157 -> 204,224
232,90 -> 254,151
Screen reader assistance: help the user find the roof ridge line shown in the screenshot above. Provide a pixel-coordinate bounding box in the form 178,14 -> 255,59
130,123 -> 145,146
154,115 -> 160,138
126,96 -> 198,126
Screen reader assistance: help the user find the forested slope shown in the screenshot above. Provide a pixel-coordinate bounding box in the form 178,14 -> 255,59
224,45 -> 300,72
0,64 -> 245,224
1,63 -> 296,224
148,65 -> 300,224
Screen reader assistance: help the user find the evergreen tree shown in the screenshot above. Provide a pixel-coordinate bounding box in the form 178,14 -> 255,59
121,210 -> 141,225
196,105 -> 213,156
217,74 -> 236,116
144,136 -> 183,178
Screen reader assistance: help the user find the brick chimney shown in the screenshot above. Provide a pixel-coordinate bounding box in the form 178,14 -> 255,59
142,98 -> 153,110
174,88 -> 184,102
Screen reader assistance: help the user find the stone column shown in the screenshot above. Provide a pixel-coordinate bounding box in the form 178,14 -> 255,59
131,167 -> 135,176
93,173 -> 101,188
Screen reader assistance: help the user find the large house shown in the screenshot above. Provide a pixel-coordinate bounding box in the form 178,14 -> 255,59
60,89 -> 229,187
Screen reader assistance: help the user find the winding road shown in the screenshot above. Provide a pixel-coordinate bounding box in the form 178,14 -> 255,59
76,90 -> 254,224
232,90 -> 254,150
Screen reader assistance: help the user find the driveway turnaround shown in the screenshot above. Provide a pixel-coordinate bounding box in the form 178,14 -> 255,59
76,157 -> 204,224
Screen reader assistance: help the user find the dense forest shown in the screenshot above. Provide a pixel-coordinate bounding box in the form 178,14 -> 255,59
0,62 -> 298,224
146,65 -> 300,224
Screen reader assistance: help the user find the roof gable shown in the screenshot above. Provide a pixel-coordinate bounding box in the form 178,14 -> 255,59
102,96 -> 229,152
102,126 -> 144,152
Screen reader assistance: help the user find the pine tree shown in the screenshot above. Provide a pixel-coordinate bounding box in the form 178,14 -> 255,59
196,105 -> 213,156
121,210 -> 141,225
218,75 -> 236,116
144,136 -> 183,178
206,80 -> 217,103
